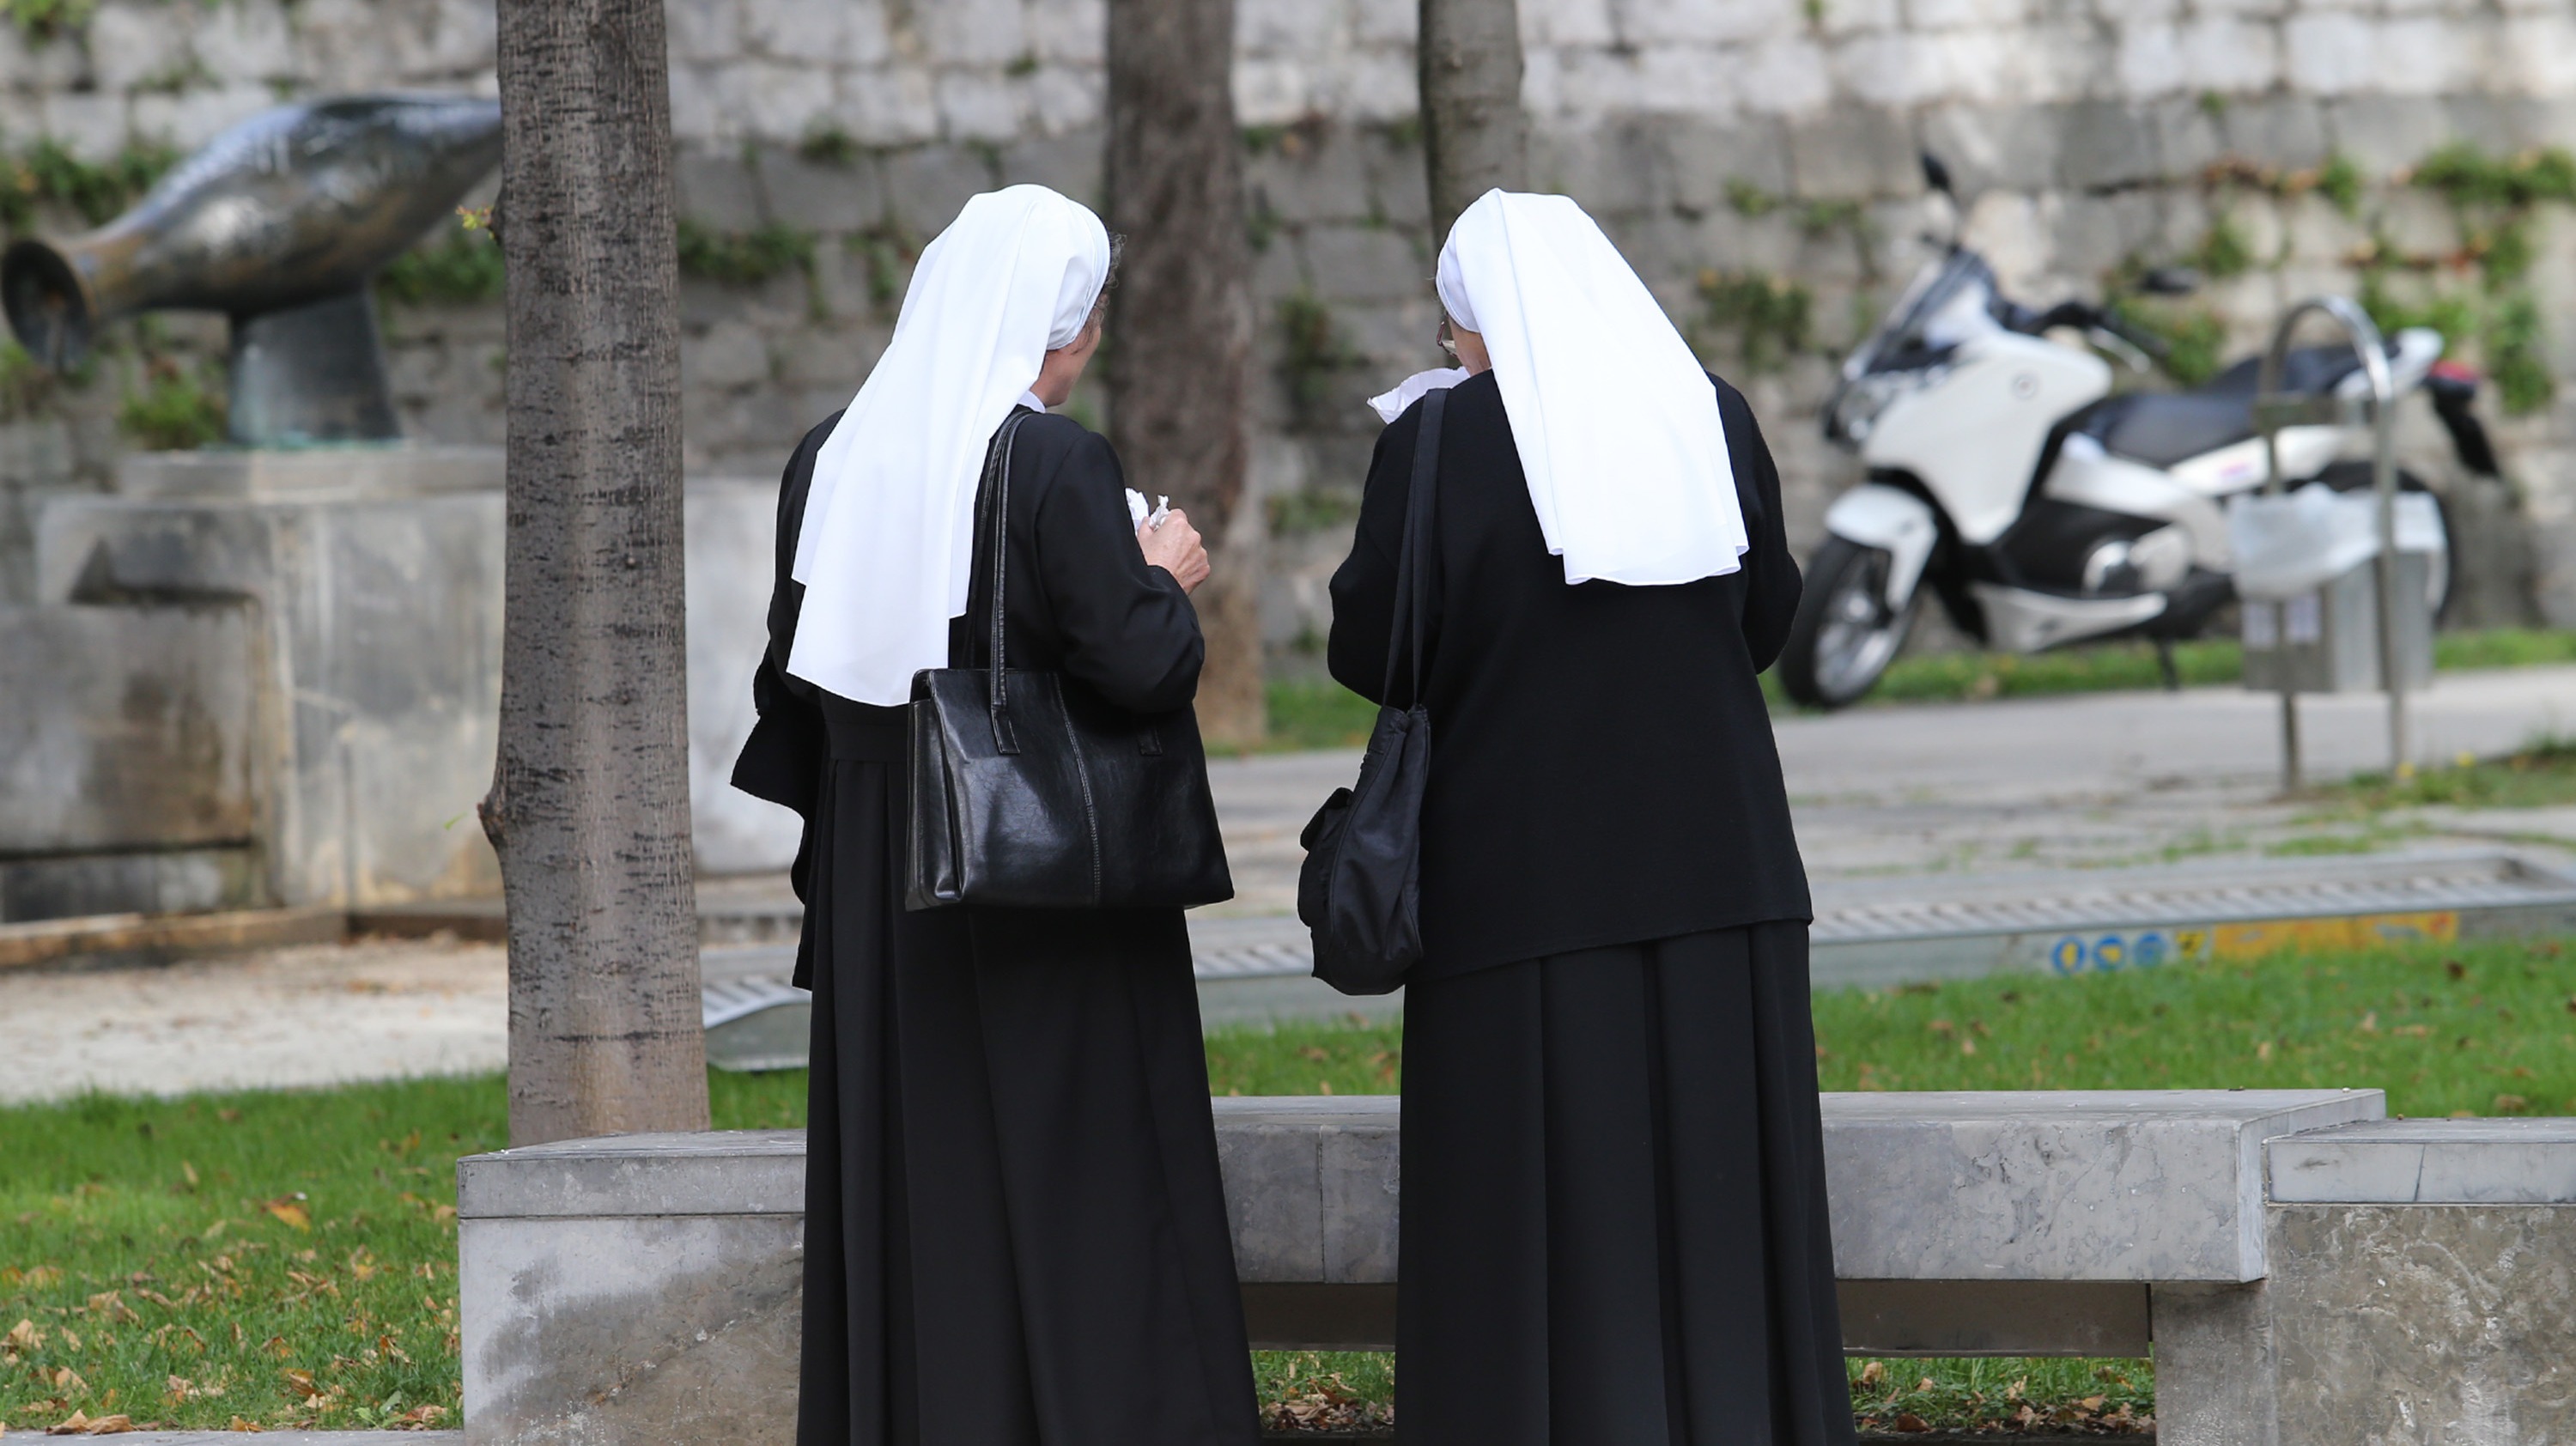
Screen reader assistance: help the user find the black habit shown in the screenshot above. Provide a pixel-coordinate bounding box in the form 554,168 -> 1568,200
1328,369 -> 1855,1446
733,408 -> 1260,1446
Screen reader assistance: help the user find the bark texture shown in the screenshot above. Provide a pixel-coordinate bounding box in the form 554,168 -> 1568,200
483,0 -> 708,1146
1419,0 -> 1528,242
1106,0 -> 1264,744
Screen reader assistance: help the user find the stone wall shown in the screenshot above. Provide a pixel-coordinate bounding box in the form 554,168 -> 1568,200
4,0 -> 2575,657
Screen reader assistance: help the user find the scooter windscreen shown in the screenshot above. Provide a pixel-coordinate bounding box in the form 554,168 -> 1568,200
1825,249 -> 2002,446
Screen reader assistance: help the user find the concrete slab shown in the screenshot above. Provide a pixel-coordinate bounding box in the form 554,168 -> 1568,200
1824,1090 -> 2385,1284
2269,1118 -> 2576,1204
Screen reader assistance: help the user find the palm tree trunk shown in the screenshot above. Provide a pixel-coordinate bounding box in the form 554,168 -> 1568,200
482,0 -> 708,1147
1420,0 -> 1528,242
1106,0 -> 1264,744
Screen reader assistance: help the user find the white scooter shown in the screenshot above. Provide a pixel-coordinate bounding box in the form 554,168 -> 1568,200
1777,155 -> 2497,709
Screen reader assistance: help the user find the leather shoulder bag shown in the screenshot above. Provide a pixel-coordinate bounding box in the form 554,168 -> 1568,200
1297,387 -> 1444,995
907,411 -> 1234,913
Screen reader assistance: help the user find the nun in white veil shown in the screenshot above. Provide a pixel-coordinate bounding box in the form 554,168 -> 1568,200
731,185 -> 1255,1446
1329,190 -> 1853,1446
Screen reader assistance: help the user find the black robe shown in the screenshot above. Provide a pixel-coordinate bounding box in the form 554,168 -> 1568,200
1329,371 -> 1854,1446
733,409 -> 1260,1446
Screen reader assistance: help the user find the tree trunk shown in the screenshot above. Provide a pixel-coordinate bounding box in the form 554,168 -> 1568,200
1106,0 -> 1264,745
1419,0 -> 1528,242
482,0 -> 708,1147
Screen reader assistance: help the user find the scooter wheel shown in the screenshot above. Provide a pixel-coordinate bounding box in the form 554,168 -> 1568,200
1780,536 -> 1918,709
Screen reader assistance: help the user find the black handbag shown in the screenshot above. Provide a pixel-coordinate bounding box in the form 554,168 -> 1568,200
1297,387 -> 1444,995
906,411 -> 1234,913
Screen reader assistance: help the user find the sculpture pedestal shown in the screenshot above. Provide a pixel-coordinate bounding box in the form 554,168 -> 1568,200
114,444 -> 503,500
7,447 -> 507,917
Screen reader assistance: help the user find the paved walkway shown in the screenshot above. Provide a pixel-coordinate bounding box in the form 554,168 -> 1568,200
7,667 -> 2574,1103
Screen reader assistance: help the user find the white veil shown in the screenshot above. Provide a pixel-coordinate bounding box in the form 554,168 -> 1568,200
787,185 -> 1111,705
1436,189 -> 1747,586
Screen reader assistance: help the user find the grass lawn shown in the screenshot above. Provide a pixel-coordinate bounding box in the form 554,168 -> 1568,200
7,936 -> 2573,1433
1262,629 -> 2576,748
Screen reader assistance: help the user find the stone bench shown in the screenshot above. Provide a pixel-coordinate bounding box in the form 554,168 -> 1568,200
459,1090 -> 2416,1446
2264,1118 -> 2576,1444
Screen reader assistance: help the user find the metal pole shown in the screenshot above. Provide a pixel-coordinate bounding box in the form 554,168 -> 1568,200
2253,296 -> 2400,793
2256,314 -> 2301,794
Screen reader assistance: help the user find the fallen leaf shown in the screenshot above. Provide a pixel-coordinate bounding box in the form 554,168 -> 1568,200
2495,1094 -> 2530,1113
8,1320 -> 43,1353
225,1417 -> 264,1431
262,1200 -> 310,1232
2446,960 -> 2468,981
1856,1360 -> 1885,1388
52,1367 -> 88,1394
279,1368 -> 319,1404
180,1162 -> 199,1190
1893,1413 -> 1931,1433
82,1414 -> 133,1435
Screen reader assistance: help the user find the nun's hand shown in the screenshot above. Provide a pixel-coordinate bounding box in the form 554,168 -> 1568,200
1139,511 -> 1210,595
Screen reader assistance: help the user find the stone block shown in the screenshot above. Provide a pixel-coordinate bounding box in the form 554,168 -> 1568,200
86,1 -> 191,94
1027,0 -> 1107,66
2440,94 -> 2525,157
1735,33 -> 1833,117
829,64 -> 939,146
878,143 -> 997,234
2150,1282 -> 2282,1446
937,70 -> 1026,143
1351,125 -> 1429,231
460,1201 -> 802,1443
1530,122 -> 1662,216
2184,16 -> 2281,96
2269,1118 -> 2576,1205
128,83 -> 281,154
1821,1090 -> 2384,1282
2268,1204 -> 2576,1446
683,320 -> 775,393
190,0 -> 299,82
676,149 -> 769,229
0,844 -> 259,925
1655,117 -> 1794,216
39,92 -> 130,162
1787,106 -> 1920,199
1213,1097 -> 1402,1284
1244,131 -> 1376,227
1024,65 -> 1104,137
734,59 -> 838,143
2281,12 -> 2377,98
0,605 -> 262,857
2057,99 -> 2162,191
1921,104 -> 2063,195
1619,0 -> 1799,46
688,480 -> 804,876
1301,224 -> 1432,302
915,0 -> 1026,67
664,0 -> 742,64
2113,21 -> 2184,100
755,145 -> 885,233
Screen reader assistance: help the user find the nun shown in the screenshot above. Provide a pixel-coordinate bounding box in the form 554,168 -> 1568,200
1328,190 -> 1853,1446
731,185 -> 1258,1446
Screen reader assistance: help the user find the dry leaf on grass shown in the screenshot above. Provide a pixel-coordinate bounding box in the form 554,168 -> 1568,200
262,1198 -> 311,1231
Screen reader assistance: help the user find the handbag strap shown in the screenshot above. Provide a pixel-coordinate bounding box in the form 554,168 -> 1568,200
981,409 -> 1033,750
1381,388 -> 1445,707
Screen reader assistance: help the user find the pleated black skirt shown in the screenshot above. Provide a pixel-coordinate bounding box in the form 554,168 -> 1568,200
1397,921 -> 1856,1446
796,702 -> 1258,1446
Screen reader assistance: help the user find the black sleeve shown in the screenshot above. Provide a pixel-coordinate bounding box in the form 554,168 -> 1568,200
1327,402 -> 1419,707
1032,430 -> 1206,714
731,416 -> 836,881
1720,381 -> 1801,672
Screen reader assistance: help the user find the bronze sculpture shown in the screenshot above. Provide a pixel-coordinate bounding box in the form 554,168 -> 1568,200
2,94 -> 502,447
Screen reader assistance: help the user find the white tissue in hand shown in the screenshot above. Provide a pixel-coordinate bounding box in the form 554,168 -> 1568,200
1125,489 -> 1172,529
1368,367 -> 1470,424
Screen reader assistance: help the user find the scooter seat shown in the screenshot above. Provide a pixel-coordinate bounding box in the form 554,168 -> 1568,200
2076,392 -> 2253,468
2078,343 -> 2396,468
